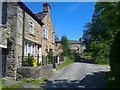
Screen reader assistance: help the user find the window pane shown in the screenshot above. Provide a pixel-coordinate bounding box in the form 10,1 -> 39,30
31,44 -> 34,55
28,43 -> 31,55
24,42 -> 27,55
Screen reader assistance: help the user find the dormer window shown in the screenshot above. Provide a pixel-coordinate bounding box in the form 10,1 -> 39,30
43,25 -> 48,39
29,20 -> 34,34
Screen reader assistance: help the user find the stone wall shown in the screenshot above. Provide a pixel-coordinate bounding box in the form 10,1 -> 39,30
17,64 -> 53,80
5,2 -> 43,79
41,4 -> 55,56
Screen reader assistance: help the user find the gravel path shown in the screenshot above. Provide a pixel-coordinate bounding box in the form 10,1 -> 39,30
40,62 -> 110,89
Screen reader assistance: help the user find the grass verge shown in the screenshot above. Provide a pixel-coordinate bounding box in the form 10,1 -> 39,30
2,78 -> 45,89
20,78 -> 45,85
56,59 -> 74,70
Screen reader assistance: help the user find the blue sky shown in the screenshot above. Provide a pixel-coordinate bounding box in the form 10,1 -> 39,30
23,2 -> 95,40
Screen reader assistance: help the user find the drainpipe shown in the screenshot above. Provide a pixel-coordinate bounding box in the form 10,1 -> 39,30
22,9 -> 25,66
0,1 -> 3,78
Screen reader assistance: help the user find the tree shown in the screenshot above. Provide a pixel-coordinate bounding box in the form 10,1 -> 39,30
61,35 -> 69,56
84,2 -> 120,64
109,30 -> 120,78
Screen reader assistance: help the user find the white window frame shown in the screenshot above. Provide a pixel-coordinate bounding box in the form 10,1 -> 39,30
52,32 -> 55,43
24,41 -> 35,56
29,20 -> 34,34
43,25 -> 48,39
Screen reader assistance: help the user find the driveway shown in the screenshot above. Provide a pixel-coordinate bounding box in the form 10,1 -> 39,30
40,62 -> 110,89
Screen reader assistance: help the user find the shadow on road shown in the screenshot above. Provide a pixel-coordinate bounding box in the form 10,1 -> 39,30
40,71 -> 109,89
75,59 -> 95,64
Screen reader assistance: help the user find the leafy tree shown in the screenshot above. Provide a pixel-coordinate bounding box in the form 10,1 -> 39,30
82,22 -> 92,50
61,35 -> 69,56
84,2 -> 120,64
109,30 -> 120,78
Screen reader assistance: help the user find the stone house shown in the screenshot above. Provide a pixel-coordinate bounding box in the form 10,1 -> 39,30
55,39 -> 86,57
55,36 -> 63,56
0,1 -> 55,79
69,40 -> 86,53
35,2 -> 55,57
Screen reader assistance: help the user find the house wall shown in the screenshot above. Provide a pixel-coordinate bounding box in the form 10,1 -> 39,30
2,2 -> 55,79
6,2 -> 19,79
41,8 -> 55,56
69,43 -> 81,53
55,42 -> 63,56
5,2 -> 43,79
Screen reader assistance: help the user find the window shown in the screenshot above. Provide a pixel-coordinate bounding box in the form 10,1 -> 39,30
29,20 -> 34,34
24,41 -> 35,56
24,42 -> 27,55
43,25 -> 48,39
52,32 -> 55,43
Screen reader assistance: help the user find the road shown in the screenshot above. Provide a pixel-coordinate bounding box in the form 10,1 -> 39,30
40,62 -> 110,89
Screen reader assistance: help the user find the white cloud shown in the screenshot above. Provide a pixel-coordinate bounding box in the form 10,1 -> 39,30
68,3 -> 80,12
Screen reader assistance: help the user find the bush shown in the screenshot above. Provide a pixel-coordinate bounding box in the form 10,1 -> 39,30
90,41 -> 110,64
47,51 -> 53,64
73,51 -> 81,62
81,51 -> 92,59
109,30 -> 120,78
68,49 -> 75,61
24,56 -> 37,67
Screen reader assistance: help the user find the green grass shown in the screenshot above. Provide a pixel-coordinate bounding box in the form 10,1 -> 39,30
2,81 -> 23,89
20,78 -> 45,85
105,71 -> 120,88
56,59 -> 74,70
0,78 -> 2,90
1,78 -> 45,89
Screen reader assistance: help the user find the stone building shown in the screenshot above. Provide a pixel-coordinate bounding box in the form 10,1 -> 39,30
69,40 -> 86,53
55,36 -> 63,56
55,38 -> 86,57
0,1 -> 55,79
35,2 -> 55,57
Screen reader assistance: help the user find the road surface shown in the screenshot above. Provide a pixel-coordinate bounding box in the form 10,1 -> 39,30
40,62 -> 110,89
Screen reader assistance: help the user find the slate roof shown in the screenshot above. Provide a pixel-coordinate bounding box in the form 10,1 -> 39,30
35,11 -> 47,21
17,2 -> 44,26
69,40 -> 83,44
55,36 -> 61,43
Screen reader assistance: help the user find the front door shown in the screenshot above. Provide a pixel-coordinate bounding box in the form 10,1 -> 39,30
2,48 -> 7,77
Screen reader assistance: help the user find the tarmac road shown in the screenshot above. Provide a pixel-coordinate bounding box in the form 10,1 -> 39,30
40,62 -> 110,89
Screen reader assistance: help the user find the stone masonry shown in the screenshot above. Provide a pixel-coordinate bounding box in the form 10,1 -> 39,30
1,1 -> 55,79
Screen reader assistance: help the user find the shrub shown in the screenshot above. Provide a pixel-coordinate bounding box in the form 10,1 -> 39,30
47,51 -> 53,64
24,56 -> 37,67
81,51 -> 92,59
109,30 -> 120,78
33,58 -> 37,67
67,49 -> 75,61
73,51 -> 81,62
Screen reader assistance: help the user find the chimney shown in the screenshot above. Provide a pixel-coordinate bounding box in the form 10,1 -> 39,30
43,2 -> 51,12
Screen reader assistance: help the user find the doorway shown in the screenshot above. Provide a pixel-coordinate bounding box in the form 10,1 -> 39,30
2,48 -> 7,77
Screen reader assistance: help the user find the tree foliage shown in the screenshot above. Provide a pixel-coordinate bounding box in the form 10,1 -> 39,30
84,2 -> 120,64
109,30 -> 120,77
61,35 -> 69,56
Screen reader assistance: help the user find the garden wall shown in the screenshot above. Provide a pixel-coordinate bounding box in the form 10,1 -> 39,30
17,62 -> 64,80
17,64 -> 53,80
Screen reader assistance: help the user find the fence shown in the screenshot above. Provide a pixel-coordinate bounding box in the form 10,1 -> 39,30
18,54 -> 59,67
